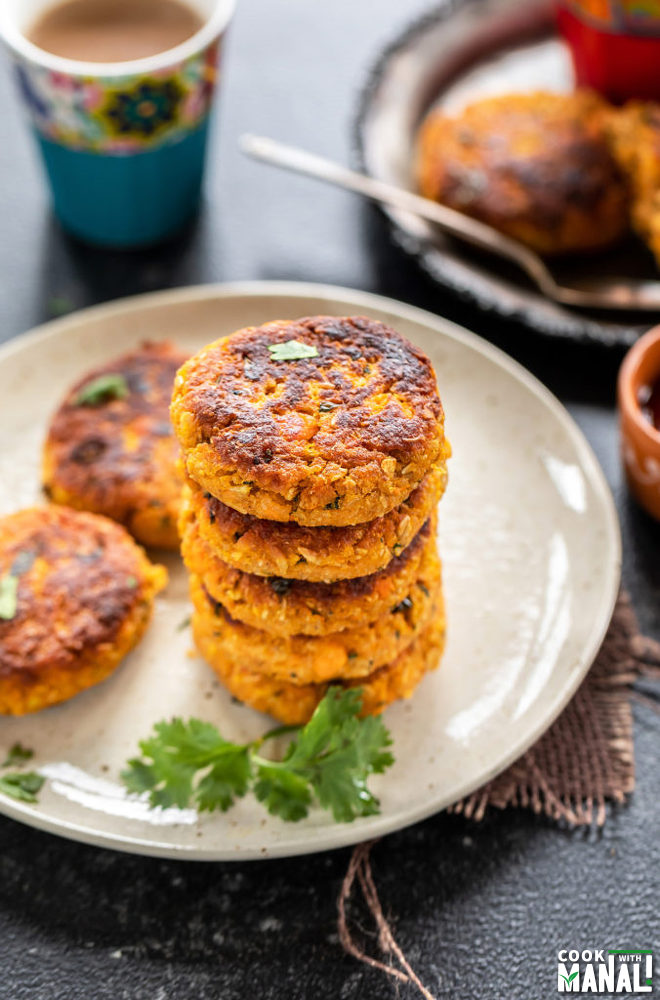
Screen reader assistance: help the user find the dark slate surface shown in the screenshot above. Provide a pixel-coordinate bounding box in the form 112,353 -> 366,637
0,1 -> 658,997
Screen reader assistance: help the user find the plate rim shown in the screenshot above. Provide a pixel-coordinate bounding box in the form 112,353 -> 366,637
0,280 -> 622,859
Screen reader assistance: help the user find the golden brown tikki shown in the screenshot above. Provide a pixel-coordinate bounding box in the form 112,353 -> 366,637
171,316 -> 448,526
193,597 -> 446,726
182,513 -> 436,636
43,341 -> 188,549
607,101 -> 660,268
417,90 -> 629,255
188,537 -> 441,684
180,463 -> 446,582
0,506 -> 167,715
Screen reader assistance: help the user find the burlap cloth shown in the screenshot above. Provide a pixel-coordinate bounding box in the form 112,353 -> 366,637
452,590 -> 660,826
338,591 -> 660,998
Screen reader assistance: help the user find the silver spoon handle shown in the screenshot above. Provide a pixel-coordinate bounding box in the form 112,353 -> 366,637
239,133 -> 558,299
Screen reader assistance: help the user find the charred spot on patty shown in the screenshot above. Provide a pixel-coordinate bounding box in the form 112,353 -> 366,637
71,437 -> 107,465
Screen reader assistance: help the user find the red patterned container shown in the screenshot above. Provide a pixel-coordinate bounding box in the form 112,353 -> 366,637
557,0 -> 660,102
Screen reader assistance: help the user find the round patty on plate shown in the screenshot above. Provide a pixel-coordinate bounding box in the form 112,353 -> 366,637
193,598 -> 446,726
607,101 -> 660,268
188,539 -> 441,685
0,506 -> 167,715
179,463 -> 446,582
417,90 -> 629,255
43,341 -> 188,549
171,316 -> 447,526
182,512 -> 436,636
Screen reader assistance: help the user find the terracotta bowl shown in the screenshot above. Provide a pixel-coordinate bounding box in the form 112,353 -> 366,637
618,324 -> 660,520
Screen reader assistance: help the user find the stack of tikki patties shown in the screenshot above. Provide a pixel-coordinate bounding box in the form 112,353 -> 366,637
171,316 -> 450,725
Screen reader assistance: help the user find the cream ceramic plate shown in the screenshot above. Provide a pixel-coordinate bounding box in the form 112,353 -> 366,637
0,282 -> 620,859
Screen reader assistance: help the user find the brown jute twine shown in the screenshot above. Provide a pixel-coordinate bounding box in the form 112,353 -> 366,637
337,592 -> 660,999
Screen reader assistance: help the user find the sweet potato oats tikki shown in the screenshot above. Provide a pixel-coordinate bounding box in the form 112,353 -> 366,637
193,595 -> 447,726
171,316 -> 448,526
188,534 -> 441,685
417,90 -> 629,255
182,514 -> 437,637
0,506 -> 167,715
607,101 -> 660,269
43,341 -> 188,549
180,463 -> 446,582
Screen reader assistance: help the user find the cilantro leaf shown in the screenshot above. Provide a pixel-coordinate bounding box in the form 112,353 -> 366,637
313,715 -> 394,821
48,295 -> 74,317
2,742 -> 34,768
254,762 -> 313,821
196,751 -> 251,812
295,687 -> 364,756
0,771 -> 45,803
121,690 -> 395,823
74,373 -> 129,407
267,340 -> 318,362
0,550 -> 39,622
121,758 -> 157,795
121,717 -> 252,811
0,574 -> 18,621
277,689 -> 394,823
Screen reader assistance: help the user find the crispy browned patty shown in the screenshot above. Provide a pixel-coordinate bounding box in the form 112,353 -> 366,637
180,463 -> 446,582
193,593 -> 446,725
0,506 -> 167,715
171,316 -> 447,525
607,100 -> 660,268
188,536 -> 441,685
43,341 -> 188,549
417,90 -> 629,255
182,508 -> 436,635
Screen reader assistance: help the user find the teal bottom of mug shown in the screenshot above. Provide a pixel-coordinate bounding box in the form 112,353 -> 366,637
36,122 -> 209,248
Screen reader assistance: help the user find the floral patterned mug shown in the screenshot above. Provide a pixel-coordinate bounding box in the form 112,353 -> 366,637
0,0 -> 235,247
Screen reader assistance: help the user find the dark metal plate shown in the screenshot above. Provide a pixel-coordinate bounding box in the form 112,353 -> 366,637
354,0 -> 657,346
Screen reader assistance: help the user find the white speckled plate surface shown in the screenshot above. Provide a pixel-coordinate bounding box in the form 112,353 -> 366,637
0,282 -> 620,859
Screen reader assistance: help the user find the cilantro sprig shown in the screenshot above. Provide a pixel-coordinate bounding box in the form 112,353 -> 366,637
121,688 -> 394,823
2,742 -> 33,768
0,771 -> 44,803
0,742 -> 43,803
